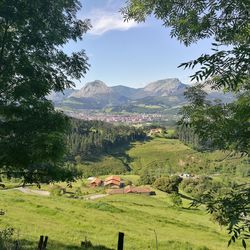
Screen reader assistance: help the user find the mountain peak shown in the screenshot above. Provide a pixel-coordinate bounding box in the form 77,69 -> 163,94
71,80 -> 111,98
143,78 -> 186,96
85,80 -> 107,88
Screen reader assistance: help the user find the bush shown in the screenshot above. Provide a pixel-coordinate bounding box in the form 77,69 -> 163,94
169,193 -> 182,207
0,227 -> 15,250
50,185 -> 65,196
139,169 -> 156,185
73,187 -> 83,198
124,179 -> 133,186
153,176 -> 182,193
180,176 -> 224,199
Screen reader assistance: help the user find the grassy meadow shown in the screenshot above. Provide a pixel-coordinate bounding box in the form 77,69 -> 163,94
0,188 -> 243,250
0,138 -> 248,249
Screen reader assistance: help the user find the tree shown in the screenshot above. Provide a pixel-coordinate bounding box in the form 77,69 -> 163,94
122,0 -> 249,247
0,0 -> 90,183
122,0 -> 249,90
180,85 -> 250,154
153,176 -> 182,193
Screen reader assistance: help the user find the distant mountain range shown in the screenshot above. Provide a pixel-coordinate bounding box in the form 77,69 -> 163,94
49,78 -> 234,113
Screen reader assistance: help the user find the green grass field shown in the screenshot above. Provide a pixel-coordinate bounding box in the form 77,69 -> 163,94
0,138 -> 248,249
0,188 -> 242,250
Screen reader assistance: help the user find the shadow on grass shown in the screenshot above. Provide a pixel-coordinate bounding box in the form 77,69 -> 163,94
179,192 -> 196,201
4,238 -> 114,250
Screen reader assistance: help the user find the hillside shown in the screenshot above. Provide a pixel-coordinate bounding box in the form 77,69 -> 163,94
0,187 -> 242,250
77,137 -> 249,179
0,138 -> 248,249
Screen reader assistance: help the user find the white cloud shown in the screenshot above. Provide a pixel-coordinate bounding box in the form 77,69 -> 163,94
87,10 -> 140,36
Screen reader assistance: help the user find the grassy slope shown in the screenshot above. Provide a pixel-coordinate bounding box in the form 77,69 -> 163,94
75,138 -> 249,179
1,138 -> 248,249
126,138 -> 249,179
0,189 -> 242,250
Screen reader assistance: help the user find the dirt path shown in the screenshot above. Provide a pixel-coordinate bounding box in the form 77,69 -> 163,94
1,187 -> 51,196
1,187 -> 109,199
15,187 -> 50,196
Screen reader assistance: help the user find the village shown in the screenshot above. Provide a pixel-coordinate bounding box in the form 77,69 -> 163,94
63,109 -> 171,124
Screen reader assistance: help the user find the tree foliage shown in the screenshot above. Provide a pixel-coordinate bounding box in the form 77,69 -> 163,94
0,1 -> 90,183
179,85 -> 250,154
192,184 -> 250,249
67,119 -> 147,161
122,0 -> 250,90
153,176 -> 182,193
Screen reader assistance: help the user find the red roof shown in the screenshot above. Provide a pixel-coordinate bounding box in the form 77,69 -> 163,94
90,177 -> 102,185
107,189 -> 124,195
104,176 -> 121,186
104,176 -> 121,182
107,186 -> 153,195
124,186 -> 151,194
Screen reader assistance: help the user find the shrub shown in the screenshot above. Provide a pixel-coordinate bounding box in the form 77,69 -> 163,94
124,179 -> 133,186
73,187 -> 83,198
170,193 -> 183,207
153,176 -> 182,193
139,169 -> 156,185
0,227 -> 15,250
180,176 -> 224,199
50,185 -> 65,196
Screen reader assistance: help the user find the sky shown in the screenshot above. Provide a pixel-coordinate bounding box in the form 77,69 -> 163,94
64,0 -> 213,89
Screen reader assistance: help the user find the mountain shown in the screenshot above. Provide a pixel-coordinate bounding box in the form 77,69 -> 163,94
64,80 -> 129,109
70,80 -> 112,98
111,85 -> 139,98
50,78 -> 234,113
143,78 -> 186,96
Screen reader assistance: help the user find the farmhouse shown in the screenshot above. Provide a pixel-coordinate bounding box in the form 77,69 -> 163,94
125,186 -> 155,195
104,175 -> 122,188
107,185 -> 156,195
90,177 -> 103,187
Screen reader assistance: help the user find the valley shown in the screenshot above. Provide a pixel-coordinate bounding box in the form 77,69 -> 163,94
49,78 -> 234,125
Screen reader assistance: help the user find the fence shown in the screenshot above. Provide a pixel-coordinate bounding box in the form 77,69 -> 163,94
36,232 -> 124,250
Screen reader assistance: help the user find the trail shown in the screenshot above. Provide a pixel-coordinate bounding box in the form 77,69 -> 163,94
1,187 -> 50,196
1,187 -> 109,199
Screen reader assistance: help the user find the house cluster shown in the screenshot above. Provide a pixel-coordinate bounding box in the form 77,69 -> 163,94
64,110 -> 166,124
88,175 -> 155,196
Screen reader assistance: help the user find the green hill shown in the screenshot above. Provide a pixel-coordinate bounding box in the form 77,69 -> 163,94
0,188 -> 242,250
78,138 -> 249,179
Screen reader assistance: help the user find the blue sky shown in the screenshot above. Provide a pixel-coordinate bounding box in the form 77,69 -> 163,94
65,0 -> 213,89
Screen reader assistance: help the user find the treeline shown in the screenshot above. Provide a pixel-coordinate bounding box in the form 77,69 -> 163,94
176,124 -> 212,150
66,119 -> 147,161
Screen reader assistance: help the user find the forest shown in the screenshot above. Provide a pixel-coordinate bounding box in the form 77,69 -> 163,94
66,119 -> 147,162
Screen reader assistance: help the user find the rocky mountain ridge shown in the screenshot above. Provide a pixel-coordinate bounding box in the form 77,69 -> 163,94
49,78 -> 234,111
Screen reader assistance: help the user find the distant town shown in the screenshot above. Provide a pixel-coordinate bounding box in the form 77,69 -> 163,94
61,109 -> 178,125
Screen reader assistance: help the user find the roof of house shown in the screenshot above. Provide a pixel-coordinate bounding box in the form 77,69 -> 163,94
106,189 -> 124,195
104,176 -> 121,182
107,186 -> 153,195
90,177 -> 102,185
125,186 -> 151,194
104,176 -> 121,186
104,180 -> 120,186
